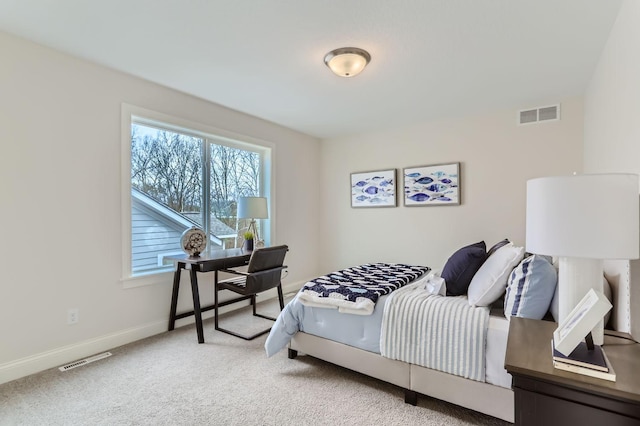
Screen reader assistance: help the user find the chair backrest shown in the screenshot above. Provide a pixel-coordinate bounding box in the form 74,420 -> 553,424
247,245 -> 289,273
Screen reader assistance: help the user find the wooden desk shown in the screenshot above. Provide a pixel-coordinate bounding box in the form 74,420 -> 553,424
167,249 -> 251,343
505,317 -> 640,425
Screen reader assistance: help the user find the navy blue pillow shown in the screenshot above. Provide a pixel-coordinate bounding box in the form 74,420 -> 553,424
442,241 -> 487,296
487,238 -> 510,257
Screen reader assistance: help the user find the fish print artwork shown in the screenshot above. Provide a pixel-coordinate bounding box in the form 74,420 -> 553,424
403,163 -> 460,206
350,169 -> 397,207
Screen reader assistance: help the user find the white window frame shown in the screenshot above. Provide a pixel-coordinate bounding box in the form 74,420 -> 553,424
120,104 -> 275,288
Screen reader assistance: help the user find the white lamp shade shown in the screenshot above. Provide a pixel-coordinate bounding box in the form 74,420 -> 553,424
526,174 -> 639,259
237,197 -> 268,219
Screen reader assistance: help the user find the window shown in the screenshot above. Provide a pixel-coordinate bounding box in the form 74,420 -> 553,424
121,105 -> 271,283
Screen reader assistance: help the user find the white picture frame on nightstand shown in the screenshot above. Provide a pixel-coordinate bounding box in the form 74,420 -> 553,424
553,289 -> 613,356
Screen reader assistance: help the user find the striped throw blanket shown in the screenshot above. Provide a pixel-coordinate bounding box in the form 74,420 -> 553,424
298,263 -> 430,315
380,282 -> 490,382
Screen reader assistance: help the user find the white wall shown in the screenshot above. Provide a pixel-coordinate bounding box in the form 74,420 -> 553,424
5,3 -> 624,380
584,0 -> 640,174
584,0 -> 640,337
320,99 -> 584,273
0,31 -> 321,383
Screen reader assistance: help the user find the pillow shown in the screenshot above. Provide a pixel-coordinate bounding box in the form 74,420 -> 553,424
487,239 -> 510,257
550,275 -> 613,325
442,241 -> 487,296
504,255 -> 557,320
467,242 -> 525,307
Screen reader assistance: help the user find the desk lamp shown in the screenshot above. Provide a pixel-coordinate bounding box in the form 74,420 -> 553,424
237,196 -> 268,246
526,173 -> 639,345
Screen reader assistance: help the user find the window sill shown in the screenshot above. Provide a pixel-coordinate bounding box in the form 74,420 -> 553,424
121,269 -> 174,289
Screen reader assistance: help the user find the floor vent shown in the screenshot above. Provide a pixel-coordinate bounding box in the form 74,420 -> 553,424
518,104 -> 560,125
58,352 -> 112,372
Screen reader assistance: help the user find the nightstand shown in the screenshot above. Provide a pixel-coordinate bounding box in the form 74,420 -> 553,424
505,317 -> 640,425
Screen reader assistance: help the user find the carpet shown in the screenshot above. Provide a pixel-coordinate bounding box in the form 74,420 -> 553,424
0,301 -> 510,425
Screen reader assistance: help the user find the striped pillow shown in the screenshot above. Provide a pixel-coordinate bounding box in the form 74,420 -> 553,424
504,255 -> 557,320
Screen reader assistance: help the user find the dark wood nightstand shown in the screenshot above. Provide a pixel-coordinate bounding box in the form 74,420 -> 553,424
505,317 -> 640,425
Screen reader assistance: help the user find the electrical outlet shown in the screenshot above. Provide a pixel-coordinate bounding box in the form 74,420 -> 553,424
67,308 -> 79,325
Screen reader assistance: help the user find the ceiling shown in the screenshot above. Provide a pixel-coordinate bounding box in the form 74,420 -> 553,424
0,0 -> 622,139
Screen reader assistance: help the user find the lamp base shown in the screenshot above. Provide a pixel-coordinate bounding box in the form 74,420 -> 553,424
558,257 -> 604,345
247,219 -> 260,243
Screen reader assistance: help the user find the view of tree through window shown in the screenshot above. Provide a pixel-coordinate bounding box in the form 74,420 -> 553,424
131,125 -> 203,213
130,122 -> 263,275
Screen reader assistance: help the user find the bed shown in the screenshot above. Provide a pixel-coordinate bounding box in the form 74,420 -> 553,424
266,293 -> 514,420
265,241 -> 609,423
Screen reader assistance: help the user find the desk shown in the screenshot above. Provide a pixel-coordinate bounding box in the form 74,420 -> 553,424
167,249 -> 251,343
505,317 -> 640,425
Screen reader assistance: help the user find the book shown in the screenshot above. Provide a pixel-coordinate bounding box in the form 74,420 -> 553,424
553,354 -> 616,382
552,340 -> 608,372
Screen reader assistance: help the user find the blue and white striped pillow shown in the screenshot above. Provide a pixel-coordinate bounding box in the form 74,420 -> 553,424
504,255 -> 557,320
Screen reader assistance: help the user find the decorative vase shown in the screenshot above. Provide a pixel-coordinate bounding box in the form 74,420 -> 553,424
245,239 -> 254,252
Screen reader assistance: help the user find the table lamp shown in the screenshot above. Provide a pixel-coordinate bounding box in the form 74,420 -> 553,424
237,196 -> 268,245
526,173 -> 639,345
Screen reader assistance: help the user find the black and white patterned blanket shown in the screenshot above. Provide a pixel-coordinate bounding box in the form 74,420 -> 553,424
298,263 -> 430,315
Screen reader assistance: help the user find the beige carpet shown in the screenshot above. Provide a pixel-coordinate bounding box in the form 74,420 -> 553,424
0,301 -> 510,426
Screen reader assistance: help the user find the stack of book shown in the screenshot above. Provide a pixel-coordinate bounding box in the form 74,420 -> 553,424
551,340 -> 616,382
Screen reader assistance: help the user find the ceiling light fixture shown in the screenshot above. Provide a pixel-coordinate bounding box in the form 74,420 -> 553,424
323,47 -> 371,78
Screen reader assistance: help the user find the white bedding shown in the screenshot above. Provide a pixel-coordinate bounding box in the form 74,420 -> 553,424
380,282 -> 490,382
265,292 -> 389,356
485,314 -> 512,388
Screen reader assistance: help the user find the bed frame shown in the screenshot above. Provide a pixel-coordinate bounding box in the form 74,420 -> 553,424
288,332 -> 514,422
285,260 -> 635,424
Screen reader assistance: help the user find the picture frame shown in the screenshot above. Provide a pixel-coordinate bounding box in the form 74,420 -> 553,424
350,169 -> 397,208
403,162 -> 460,206
553,289 -> 613,356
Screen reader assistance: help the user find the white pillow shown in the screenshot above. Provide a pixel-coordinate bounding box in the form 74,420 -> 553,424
467,243 -> 525,307
505,255 -> 557,320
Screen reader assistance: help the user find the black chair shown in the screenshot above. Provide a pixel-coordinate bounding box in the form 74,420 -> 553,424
214,245 -> 288,340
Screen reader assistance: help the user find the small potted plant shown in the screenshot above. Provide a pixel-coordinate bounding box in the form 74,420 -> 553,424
243,231 -> 254,251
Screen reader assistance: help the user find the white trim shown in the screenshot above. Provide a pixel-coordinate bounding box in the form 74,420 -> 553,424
0,320 -> 165,385
121,105 -> 134,283
120,103 -> 275,285
120,269 -> 173,289
1,280 -> 303,384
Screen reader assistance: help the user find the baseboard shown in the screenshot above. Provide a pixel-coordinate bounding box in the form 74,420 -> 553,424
0,280 -> 305,385
0,320 -> 167,385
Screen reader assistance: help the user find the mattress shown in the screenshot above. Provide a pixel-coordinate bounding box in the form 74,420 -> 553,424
265,289 -> 512,389
264,292 -> 389,356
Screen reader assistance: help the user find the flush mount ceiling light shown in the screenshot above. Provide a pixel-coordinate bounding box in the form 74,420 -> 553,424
323,47 -> 371,78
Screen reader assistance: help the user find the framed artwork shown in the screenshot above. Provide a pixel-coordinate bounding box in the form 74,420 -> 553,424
553,289 -> 613,356
350,169 -> 397,208
403,162 -> 460,206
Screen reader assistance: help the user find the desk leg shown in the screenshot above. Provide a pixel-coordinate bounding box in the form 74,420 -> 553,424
190,267 -> 205,344
168,264 -> 183,331
214,270 -> 219,330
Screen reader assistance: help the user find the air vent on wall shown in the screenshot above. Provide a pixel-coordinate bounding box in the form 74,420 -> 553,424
518,104 -> 560,125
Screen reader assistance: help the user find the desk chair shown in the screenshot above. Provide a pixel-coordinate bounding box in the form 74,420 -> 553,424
214,245 -> 288,340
